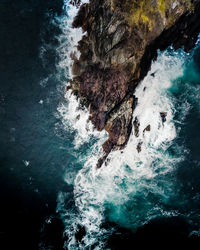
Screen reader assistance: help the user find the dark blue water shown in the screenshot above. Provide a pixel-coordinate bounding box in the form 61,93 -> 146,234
0,1 -> 200,249
0,1 -> 75,248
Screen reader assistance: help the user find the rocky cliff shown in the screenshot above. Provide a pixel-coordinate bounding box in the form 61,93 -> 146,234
68,0 -> 200,167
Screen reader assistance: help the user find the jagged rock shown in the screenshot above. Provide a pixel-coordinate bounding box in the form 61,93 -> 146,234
104,96 -> 135,150
68,0 -> 200,167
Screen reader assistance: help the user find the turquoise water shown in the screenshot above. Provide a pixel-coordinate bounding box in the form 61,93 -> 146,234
0,1 -> 200,249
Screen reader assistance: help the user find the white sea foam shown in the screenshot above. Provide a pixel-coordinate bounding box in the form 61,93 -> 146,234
23,160 -> 30,167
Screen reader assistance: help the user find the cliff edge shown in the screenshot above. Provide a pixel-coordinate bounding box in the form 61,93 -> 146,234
68,0 -> 200,167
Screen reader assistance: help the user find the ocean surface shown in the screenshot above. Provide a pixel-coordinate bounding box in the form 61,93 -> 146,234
0,0 -> 200,249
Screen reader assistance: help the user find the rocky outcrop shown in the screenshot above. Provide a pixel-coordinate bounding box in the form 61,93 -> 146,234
68,0 -> 200,167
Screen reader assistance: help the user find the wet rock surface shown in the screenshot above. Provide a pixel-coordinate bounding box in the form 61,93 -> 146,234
69,0 -> 200,167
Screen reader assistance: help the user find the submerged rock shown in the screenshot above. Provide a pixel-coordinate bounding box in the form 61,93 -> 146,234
160,112 -> 167,123
69,0 -> 200,167
137,141 -> 143,153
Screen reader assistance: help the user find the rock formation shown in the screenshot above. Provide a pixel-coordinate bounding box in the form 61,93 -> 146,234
68,0 -> 200,167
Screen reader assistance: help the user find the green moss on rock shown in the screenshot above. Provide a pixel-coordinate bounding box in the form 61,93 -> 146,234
110,0 -> 194,30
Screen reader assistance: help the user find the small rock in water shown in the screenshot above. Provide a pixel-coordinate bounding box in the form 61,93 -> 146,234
70,0 -> 81,7
97,154 -> 107,169
133,117 -> 140,137
137,142 -> 143,153
160,112 -> 167,123
143,125 -> 151,135
105,157 -> 111,166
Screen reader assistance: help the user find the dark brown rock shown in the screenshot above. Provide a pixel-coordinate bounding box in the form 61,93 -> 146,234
143,125 -> 151,135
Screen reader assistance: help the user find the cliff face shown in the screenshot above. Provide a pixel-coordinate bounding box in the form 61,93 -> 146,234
69,0 -> 200,167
